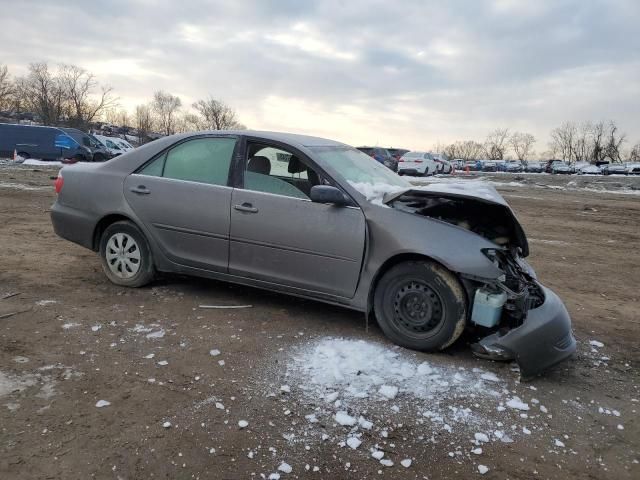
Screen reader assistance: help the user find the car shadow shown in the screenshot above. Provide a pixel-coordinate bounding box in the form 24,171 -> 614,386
152,273 -> 482,367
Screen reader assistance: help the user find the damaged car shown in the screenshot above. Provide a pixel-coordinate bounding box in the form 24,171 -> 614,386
50,130 -> 576,378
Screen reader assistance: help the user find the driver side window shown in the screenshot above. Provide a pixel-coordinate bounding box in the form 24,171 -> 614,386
242,144 -> 325,200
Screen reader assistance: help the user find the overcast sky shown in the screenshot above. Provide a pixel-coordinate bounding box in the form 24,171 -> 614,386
1,0 -> 639,151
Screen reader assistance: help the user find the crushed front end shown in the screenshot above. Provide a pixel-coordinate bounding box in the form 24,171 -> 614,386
467,248 -> 576,379
384,185 -> 576,378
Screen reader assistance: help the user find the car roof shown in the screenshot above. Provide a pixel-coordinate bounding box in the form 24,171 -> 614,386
225,130 -> 346,148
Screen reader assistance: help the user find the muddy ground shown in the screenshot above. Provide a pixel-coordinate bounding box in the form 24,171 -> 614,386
0,164 -> 638,480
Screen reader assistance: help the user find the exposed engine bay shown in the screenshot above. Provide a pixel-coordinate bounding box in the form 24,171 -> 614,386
385,190 -> 529,255
385,188 -> 543,338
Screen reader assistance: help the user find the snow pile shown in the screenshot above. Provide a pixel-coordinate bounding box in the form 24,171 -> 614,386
347,181 -> 405,205
290,338 -> 499,404
23,159 -> 63,166
0,371 -> 38,397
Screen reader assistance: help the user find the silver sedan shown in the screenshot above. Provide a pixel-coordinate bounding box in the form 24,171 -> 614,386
51,130 -> 575,378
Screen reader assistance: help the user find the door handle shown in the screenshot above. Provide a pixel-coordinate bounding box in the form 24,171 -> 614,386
130,185 -> 150,194
233,203 -> 258,213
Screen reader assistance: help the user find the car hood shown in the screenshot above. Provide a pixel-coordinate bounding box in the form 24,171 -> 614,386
383,182 -> 529,256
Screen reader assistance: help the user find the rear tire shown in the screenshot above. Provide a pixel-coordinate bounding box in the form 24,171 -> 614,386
93,153 -> 105,162
17,151 -> 30,159
99,221 -> 155,287
374,261 -> 467,351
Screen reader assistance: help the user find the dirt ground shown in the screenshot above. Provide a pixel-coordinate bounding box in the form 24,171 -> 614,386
0,164 -> 638,480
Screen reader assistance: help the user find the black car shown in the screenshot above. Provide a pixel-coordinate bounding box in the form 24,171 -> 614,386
61,128 -> 111,162
543,159 -> 565,173
356,146 -> 397,171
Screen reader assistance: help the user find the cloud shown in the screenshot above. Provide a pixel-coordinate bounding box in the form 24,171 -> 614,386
1,0 -> 639,150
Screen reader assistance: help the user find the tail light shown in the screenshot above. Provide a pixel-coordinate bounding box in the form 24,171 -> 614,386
54,173 -> 64,194
398,159 -> 404,162
414,160 -> 423,163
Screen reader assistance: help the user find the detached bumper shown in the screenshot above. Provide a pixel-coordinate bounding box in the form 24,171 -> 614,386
474,285 -> 576,379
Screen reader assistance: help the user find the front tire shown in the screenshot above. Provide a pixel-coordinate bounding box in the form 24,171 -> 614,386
374,261 -> 467,351
99,221 -> 155,287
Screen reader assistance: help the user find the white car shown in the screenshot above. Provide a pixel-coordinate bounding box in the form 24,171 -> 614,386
397,151 -> 438,176
112,138 -> 135,152
92,134 -> 125,157
626,162 -> 640,175
577,164 -> 602,175
433,154 -> 453,174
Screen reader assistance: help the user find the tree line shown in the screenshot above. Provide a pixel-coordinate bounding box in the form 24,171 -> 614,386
0,63 -> 245,143
440,124 -> 637,163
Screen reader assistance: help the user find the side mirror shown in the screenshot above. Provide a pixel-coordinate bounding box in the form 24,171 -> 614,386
310,185 -> 349,206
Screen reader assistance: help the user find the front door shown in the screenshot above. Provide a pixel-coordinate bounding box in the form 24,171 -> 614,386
124,136 -> 237,272
228,142 -> 366,298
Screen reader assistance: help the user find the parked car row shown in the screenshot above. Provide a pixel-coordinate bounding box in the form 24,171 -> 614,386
451,158 -> 640,175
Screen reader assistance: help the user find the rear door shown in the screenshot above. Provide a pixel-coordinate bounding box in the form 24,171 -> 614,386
124,136 -> 237,272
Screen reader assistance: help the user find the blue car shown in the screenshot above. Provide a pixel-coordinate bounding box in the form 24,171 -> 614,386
0,123 -> 93,161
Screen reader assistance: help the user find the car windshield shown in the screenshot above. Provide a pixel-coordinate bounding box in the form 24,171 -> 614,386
310,146 -> 409,193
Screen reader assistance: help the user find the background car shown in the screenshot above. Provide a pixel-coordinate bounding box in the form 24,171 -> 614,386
463,160 -> 479,171
524,161 -> 543,173
576,164 -> 602,175
356,146 -> 397,171
397,151 -> 438,176
544,159 -> 564,173
505,161 -> 524,173
602,163 -> 628,175
482,160 -> 497,172
551,162 -> 572,174
626,162 -> 640,174
0,123 -> 92,161
92,134 -> 124,157
387,148 -> 409,163
432,153 -> 453,174
113,137 -> 135,152
62,128 -> 110,162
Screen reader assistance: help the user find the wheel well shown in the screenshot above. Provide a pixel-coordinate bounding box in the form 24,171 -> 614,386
92,214 -> 133,251
366,253 -> 458,317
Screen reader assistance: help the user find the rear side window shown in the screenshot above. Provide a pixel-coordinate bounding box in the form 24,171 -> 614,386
139,137 -> 236,186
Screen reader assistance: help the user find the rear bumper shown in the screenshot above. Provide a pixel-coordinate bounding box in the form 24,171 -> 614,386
475,285 -> 576,379
51,201 -> 96,250
398,167 -> 426,176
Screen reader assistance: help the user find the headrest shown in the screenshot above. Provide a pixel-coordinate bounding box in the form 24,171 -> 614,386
287,156 -> 306,174
248,156 -> 271,175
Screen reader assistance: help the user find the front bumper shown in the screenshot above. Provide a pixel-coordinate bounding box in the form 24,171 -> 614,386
473,285 -> 576,379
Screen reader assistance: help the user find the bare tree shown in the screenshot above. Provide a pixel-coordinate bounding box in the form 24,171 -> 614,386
104,107 -> 131,127
483,128 -> 510,160
549,121 -> 577,161
134,104 -> 153,144
443,140 -> 483,161
509,132 -> 536,161
59,64 -> 116,129
192,97 -> 245,130
628,143 -> 640,162
573,122 -> 594,162
603,121 -> 626,162
16,62 -> 66,125
0,64 -> 14,111
152,91 -> 181,136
